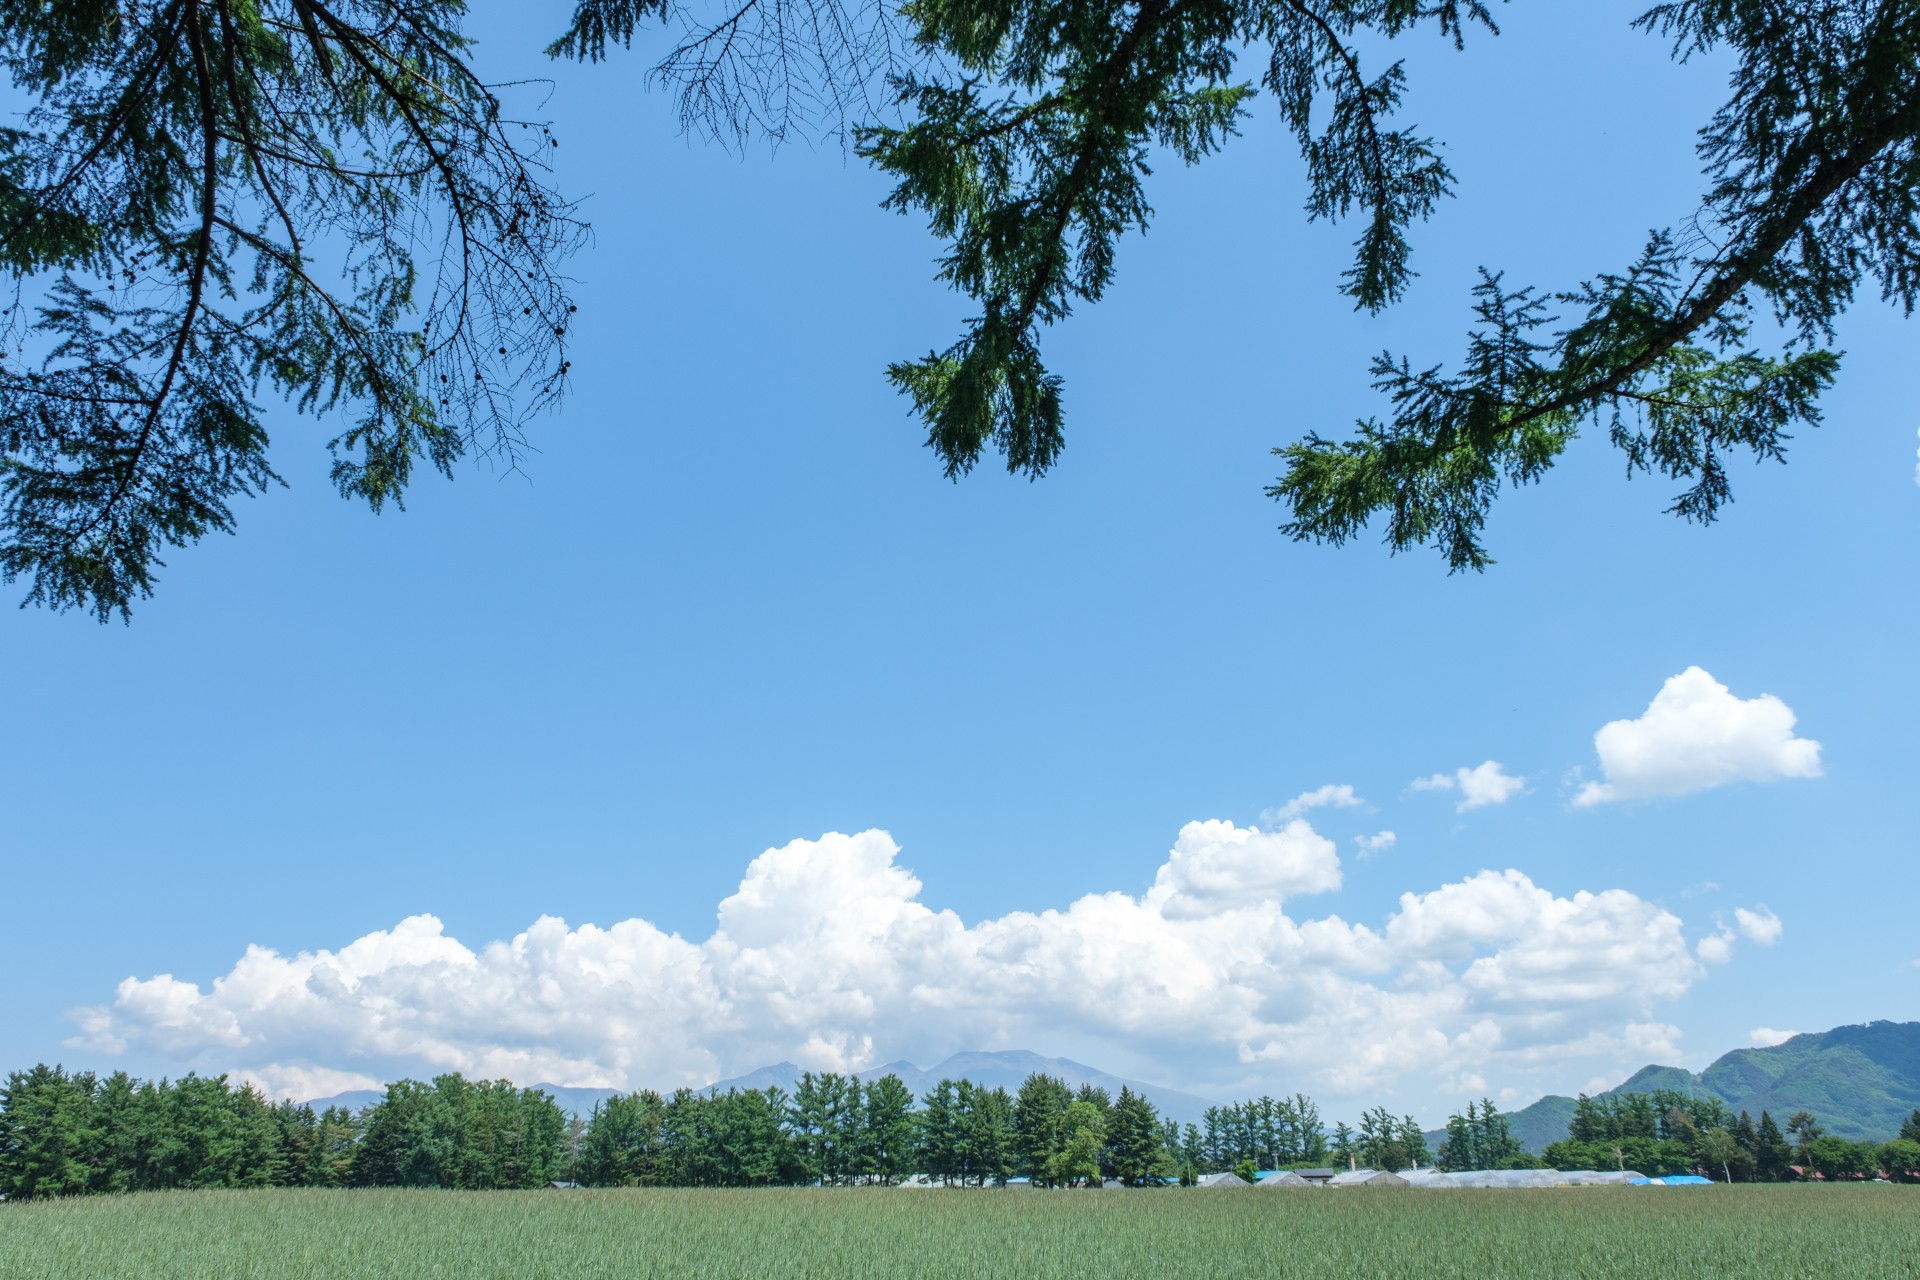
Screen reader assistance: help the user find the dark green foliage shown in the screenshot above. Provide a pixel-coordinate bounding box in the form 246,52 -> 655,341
1,0 -> 584,619
1354,1105 -> 1429,1172
1755,1110 -> 1792,1182
1108,1086 -> 1169,1184
349,1075 -> 567,1190
1878,1137 -> 1920,1183
1013,1072 -> 1073,1184
0,1064 -> 349,1198
1275,0 -> 1918,566
852,0 -> 1490,482
1198,1093 -> 1327,1171
562,0 -> 1915,562
1436,1098 -> 1528,1171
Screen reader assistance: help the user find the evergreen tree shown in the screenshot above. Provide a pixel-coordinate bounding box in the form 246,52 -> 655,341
1329,1121 -> 1355,1170
862,1074 -> 917,1185
0,1 -> 588,619
1179,1122 -> 1205,1177
1755,1111 -> 1792,1183
964,1085 -> 1017,1186
0,1065 -> 100,1198
1107,1086 -> 1165,1185
1012,1073 -> 1073,1185
917,1079 -> 964,1185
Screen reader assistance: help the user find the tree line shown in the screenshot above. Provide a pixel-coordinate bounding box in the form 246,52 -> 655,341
7,1062 -> 1917,1200
1541,1089 -> 1920,1183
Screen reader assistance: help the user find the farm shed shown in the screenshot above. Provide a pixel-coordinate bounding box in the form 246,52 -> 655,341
1294,1168 -> 1338,1185
1255,1172 -> 1313,1188
1556,1170 -> 1642,1186
1328,1169 -> 1409,1188
1195,1172 -> 1252,1188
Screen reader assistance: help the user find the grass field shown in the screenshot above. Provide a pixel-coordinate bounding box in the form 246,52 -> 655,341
1,1185 -> 1915,1279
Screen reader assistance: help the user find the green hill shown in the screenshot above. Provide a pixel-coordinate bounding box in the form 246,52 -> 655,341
1500,1020 -> 1920,1152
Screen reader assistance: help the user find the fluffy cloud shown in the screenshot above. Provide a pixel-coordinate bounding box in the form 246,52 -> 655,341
1748,1027 -> 1799,1049
71,822 -> 1722,1108
1412,761 -> 1528,812
1265,784 -> 1365,823
1734,906 -> 1783,947
1574,667 -> 1822,806
1698,904 -> 1784,964
1354,831 -> 1397,857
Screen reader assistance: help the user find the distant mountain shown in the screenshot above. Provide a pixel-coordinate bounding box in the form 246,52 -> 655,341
306,1049 -> 1216,1124
1497,1020 -> 1920,1152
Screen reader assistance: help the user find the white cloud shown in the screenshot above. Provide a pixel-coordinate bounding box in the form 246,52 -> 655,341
1734,906 -> 1782,947
1412,761 -> 1528,812
1573,667 -> 1822,806
1265,784 -> 1365,823
1697,930 -> 1736,965
1697,905 -> 1782,965
70,822 -> 1719,1109
239,1064 -> 384,1103
1748,1027 -> 1799,1049
1147,819 -> 1342,917
1354,831 -> 1397,857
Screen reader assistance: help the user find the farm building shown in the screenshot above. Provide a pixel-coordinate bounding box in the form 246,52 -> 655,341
1255,1171 -> 1313,1188
1328,1169 -> 1409,1188
1404,1169 -> 1643,1189
1294,1168 -> 1338,1185
1194,1172 -> 1252,1188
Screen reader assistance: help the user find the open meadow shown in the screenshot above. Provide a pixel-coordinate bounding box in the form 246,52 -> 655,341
2,1186 -> 1916,1280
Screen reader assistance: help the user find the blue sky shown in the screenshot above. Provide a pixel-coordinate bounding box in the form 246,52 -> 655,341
2,3 -> 1914,1121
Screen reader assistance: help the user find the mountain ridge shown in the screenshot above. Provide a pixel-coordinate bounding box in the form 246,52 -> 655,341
1497,1020 -> 1920,1151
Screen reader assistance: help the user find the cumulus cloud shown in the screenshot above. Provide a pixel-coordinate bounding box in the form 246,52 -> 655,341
1265,784 -> 1365,823
1734,906 -> 1783,947
70,822 -> 1718,1107
1697,931 -> 1736,965
1749,1027 -> 1799,1049
1412,761 -> 1528,812
1573,667 -> 1822,806
1354,831 -> 1397,857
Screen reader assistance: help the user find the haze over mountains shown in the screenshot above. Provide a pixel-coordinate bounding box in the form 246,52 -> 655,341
303,1021 -> 1920,1149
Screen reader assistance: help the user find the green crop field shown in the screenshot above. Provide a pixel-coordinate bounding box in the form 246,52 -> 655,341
1,1186 -> 1915,1279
